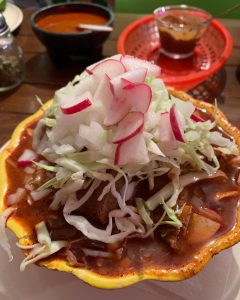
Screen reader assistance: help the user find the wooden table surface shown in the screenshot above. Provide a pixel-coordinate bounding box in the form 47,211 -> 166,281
0,9 -> 240,147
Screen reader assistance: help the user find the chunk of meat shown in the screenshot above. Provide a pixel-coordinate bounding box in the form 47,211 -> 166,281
77,177 -> 136,225
186,213 -> 221,244
135,175 -> 169,201
58,173 -> 168,228
46,214 -> 81,241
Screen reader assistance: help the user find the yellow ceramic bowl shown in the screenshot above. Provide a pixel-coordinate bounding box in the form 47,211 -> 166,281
0,91 -> 240,289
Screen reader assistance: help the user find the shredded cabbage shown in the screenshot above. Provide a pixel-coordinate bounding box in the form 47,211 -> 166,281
28,62 -> 239,245
6,55 -> 239,258
33,161 -> 59,172
135,198 -> 153,227
20,221 -> 67,271
0,207 -> 17,261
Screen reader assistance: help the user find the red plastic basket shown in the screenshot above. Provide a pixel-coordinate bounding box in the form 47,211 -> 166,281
117,15 -> 233,90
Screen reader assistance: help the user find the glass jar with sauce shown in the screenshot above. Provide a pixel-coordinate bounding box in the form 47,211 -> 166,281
154,5 -> 211,59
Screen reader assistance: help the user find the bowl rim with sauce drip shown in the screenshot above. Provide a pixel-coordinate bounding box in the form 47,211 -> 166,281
30,2 -> 115,37
0,89 -> 240,289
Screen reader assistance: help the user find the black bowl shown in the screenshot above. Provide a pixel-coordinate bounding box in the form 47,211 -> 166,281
30,2 -> 114,60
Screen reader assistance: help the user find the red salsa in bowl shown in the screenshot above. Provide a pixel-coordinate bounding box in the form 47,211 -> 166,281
36,12 -> 108,33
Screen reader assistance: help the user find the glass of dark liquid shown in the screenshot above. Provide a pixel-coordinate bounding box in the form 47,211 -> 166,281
154,5 -> 211,59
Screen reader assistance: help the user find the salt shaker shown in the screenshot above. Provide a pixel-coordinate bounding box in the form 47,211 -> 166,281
0,13 -> 24,92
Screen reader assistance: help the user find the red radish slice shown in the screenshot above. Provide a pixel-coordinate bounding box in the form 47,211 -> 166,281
110,68 -> 147,97
124,83 -> 152,113
121,78 -> 132,88
121,68 -> 147,84
186,213 -> 221,244
104,97 -> 131,126
61,91 -> 92,115
111,54 -> 122,61
93,74 -> 113,110
169,104 -> 185,142
191,113 -> 204,122
86,55 -> 123,74
159,112 -> 177,149
73,75 -> 98,96
17,161 -> 33,168
121,55 -> 161,77
114,132 -> 149,165
112,112 -> 144,144
17,149 -> 37,167
86,59 -> 125,78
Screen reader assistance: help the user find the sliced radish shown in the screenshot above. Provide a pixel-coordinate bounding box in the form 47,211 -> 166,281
121,68 -> 147,84
17,149 -> 37,167
86,55 -> 123,74
104,97 -> 131,126
124,83 -> 152,113
186,213 -> 221,244
93,74 -> 113,110
74,75 -> 98,96
17,161 -> 33,168
114,132 -> 149,165
121,55 -> 161,77
191,113 -> 204,122
159,112 -> 177,149
169,104 -> 185,142
112,112 -> 144,144
61,91 -> 92,115
110,68 -> 147,97
121,78 -> 132,88
86,59 -> 125,79
111,54 -> 122,61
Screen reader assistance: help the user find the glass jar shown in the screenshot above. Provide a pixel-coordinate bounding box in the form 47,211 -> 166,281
0,13 -> 25,92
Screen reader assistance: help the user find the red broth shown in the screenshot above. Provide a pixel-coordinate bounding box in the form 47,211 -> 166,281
36,12 -> 107,33
5,121 -> 240,276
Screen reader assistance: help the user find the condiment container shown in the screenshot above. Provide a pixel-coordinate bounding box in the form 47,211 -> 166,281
154,5 -> 211,59
0,13 -> 24,92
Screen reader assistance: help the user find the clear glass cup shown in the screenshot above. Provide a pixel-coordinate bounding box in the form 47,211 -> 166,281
154,5 -> 211,59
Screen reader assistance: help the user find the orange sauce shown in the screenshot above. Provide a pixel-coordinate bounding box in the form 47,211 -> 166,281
36,12 -> 107,33
5,122 -> 240,276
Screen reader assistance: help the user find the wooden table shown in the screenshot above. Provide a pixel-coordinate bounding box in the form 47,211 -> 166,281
0,9 -> 240,147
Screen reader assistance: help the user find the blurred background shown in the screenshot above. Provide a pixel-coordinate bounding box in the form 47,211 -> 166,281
116,0 -> 240,18
8,0 -> 240,18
